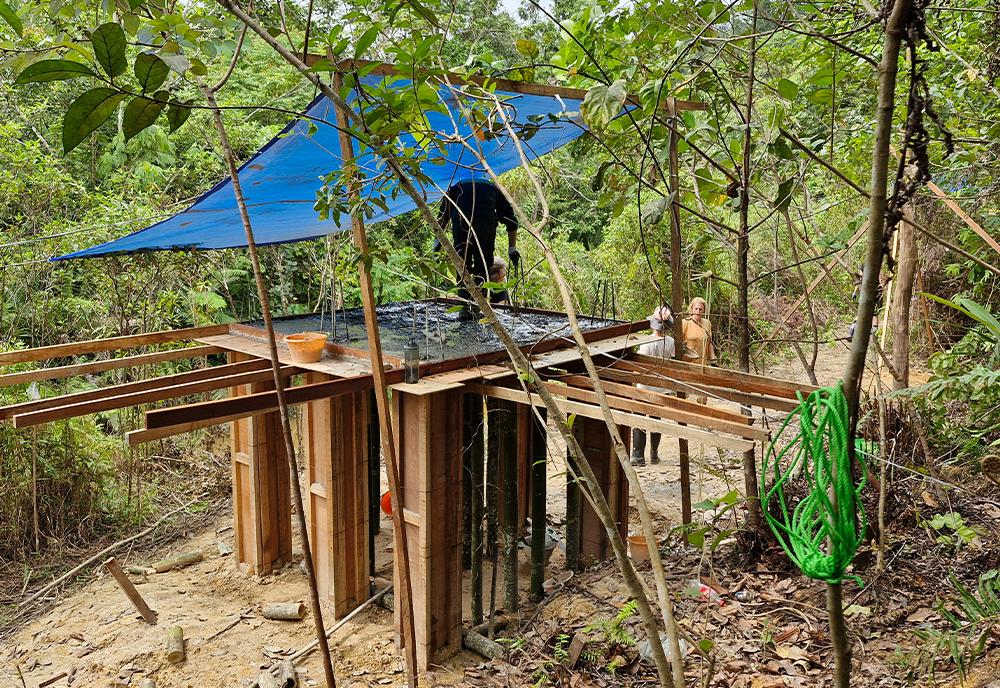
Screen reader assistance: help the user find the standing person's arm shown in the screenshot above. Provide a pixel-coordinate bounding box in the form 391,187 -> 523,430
495,189 -> 519,263
437,194 -> 451,232
705,320 -> 717,363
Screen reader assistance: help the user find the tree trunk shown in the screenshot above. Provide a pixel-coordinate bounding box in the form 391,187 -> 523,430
891,205 -> 917,391
738,0 -> 762,532
837,1 -> 915,686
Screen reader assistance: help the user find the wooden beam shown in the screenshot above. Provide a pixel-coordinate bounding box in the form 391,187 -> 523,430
925,180 -> 1000,257
0,358 -> 270,421
142,372 -> 379,429
541,380 -> 768,442
597,367 -> 800,412
127,409 -> 268,445
625,356 -> 816,399
558,374 -> 750,424
0,345 -> 224,388
470,383 -> 754,452
0,324 -> 229,366
12,366 -> 299,428
780,221 -> 869,325
312,58 -> 708,112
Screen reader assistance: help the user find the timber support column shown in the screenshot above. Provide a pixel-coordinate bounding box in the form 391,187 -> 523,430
392,386 -> 465,670
302,372 -> 371,617
566,416 -> 629,567
229,353 -> 292,574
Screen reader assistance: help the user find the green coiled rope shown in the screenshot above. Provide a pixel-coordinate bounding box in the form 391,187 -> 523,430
760,383 -> 867,583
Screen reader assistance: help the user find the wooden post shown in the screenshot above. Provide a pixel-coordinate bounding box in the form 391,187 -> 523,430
565,447 -> 581,573
391,388 -> 465,670
529,408 -> 547,601
229,353 -> 292,574
331,71 -> 418,685
666,99 -> 693,525
368,389 -> 380,580
302,372 -> 370,617
501,400 -> 519,612
565,416 -> 629,567
467,394 -> 485,625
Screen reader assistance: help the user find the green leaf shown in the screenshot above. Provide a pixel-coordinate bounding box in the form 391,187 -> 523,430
91,22 -> 127,78
0,0 -> 22,36
515,38 -> 539,59
777,78 -> 798,100
122,96 -> 165,140
355,25 -> 379,57
134,53 -> 169,93
62,87 -> 128,152
697,638 -> 715,654
165,100 -> 192,132
580,79 -> 627,129
15,59 -> 95,84
189,58 -> 208,77
127,0 -> 145,9
773,177 -> 795,211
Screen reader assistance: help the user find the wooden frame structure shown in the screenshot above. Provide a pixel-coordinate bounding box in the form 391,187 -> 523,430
0,309 -> 817,670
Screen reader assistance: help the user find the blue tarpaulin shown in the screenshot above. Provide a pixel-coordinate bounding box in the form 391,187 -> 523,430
59,75 -> 593,260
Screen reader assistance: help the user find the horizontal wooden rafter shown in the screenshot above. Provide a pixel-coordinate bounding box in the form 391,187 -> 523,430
312,58 -> 708,112
12,366 -> 299,429
469,383 -> 754,452
0,345 -> 224,388
624,356 -> 816,399
541,380 -> 768,442
0,358 -> 270,422
557,374 -> 750,425
0,324 -> 229,366
597,367 -> 800,412
143,372 -> 382,430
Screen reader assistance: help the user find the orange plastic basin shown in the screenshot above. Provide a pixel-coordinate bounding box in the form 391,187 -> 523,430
284,332 -> 328,363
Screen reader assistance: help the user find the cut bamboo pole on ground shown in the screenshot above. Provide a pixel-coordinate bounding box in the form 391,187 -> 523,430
331,69 -> 417,688
104,557 -> 157,624
151,550 -> 203,573
166,626 -> 185,663
263,602 -> 306,621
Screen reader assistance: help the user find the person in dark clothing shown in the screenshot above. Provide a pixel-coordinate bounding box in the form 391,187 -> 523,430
437,179 -> 519,310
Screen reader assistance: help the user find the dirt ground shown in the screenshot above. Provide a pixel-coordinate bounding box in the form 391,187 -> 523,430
3,343 -> 997,687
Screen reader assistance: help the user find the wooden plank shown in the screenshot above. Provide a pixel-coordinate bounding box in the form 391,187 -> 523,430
0,358 -> 270,421
0,324 -> 229,365
143,372 -> 379,429
925,180 -> 1000,257
103,557 -> 157,624
625,356 -> 816,399
317,58 -> 708,112
541,380 -> 768,441
558,374 -> 749,425
12,366 -> 298,428
127,409 -> 269,445
597,367 -> 800,412
0,345 -> 224,388
197,333 -> 373,378
471,384 -> 754,452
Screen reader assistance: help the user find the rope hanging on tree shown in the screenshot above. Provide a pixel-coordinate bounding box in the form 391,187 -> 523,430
760,383 -> 867,583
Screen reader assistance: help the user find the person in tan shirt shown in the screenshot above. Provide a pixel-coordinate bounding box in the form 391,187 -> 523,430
681,297 -> 716,365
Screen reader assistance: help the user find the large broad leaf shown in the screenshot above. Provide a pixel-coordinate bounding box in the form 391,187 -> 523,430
90,22 -> 127,78
166,100 -> 192,133
15,59 -> 95,84
62,87 -> 128,153
580,79 -> 627,129
134,53 -> 168,92
0,0 -> 22,36
355,25 -> 379,57
122,96 -> 165,141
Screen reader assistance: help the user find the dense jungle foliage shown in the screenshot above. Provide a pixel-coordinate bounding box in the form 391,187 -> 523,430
0,0 -> 997,567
